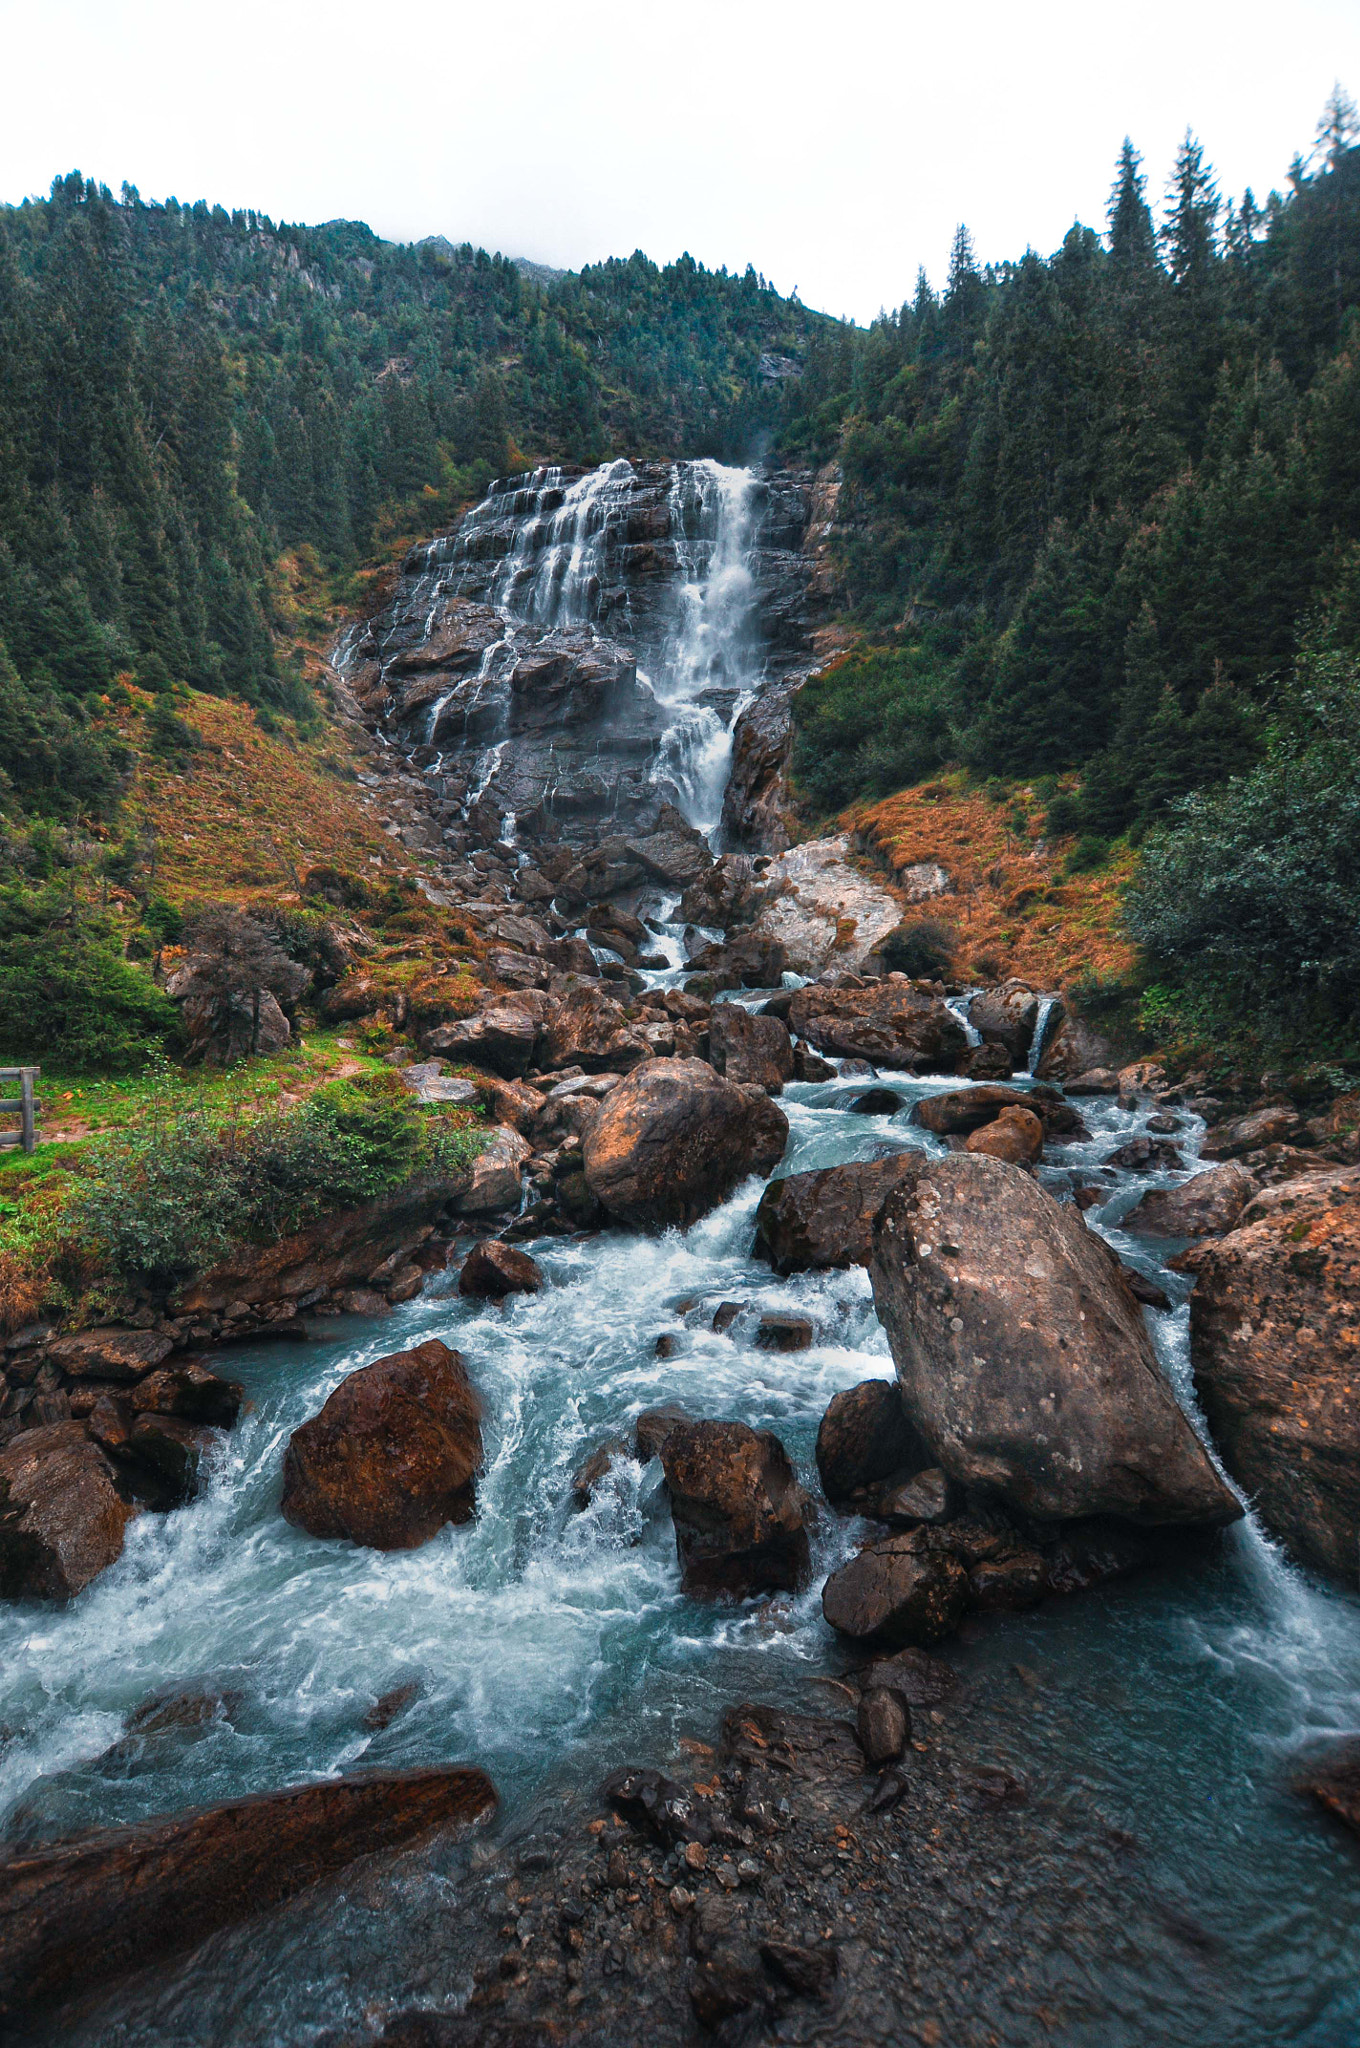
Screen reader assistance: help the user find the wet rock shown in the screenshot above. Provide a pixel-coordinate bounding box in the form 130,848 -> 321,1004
754,1311 -> 814,1352
967,1550 -> 1048,1611
43,1330 -> 175,1383
1104,1135 -> 1185,1173
707,1004 -> 793,1093
787,981 -> 968,1072
0,1765 -> 497,2021
857,1685 -> 911,1764
911,1085 -> 1037,1136
710,1301 -> 745,1334
792,1042 -> 837,1083
570,1437 -> 629,1510
721,679 -> 797,853
424,995 -> 549,1078
965,1105 -> 1044,1166
583,1059 -> 788,1230
759,1938 -> 839,1997
127,1362 -> 242,1426
849,1086 -> 905,1115
1302,1742 -> 1360,1843
0,1424 -> 138,1602
127,1414 -> 218,1504
869,1152 -> 1242,1528
862,1645 -> 959,1706
634,1405 -> 691,1461
1201,1106 -> 1303,1160
752,1155 -> 915,1275
1123,1162 -> 1256,1240
687,929 -> 788,989
1066,1068 -> 1120,1094
363,1680 -> 421,1732
281,1339 -> 483,1550
1187,1171 -> 1360,1579
661,1420 -> 810,1597
1034,1010 -> 1115,1082
458,1240 -> 544,1299
860,1466 -> 955,1527
821,1532 -> 969,1649
815,1380 -> 931,1505
958,1042 -> 1016,1080
599,1766 -> 711,1848
456,1127 -> 531,1215
1122,1267 -> 1172,1312
968,984 -> 1040,1065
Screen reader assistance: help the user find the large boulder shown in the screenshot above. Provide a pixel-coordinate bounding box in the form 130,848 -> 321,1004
868,1153 -> 1241,1528
44,1330 -> 175,1381
910,1085 -> 1035,1136
787,982 -> 968,1073
423,995 -> 552,1078
455,1125 -> 531,1215
1185,1171 -> 1360,1579
582,1059 -> 788,1230
457,1239 -> 543,1299
967,985 -> 1040,1066
708,1004 -> 793,1093
1123,1162 -> 1256,1240
964,1105 -> 1044,1166
280,1339 -> 483,1550
0,1424 -> 138,1601
821,1530 -> 969,1649
1034,1009 -> 1113,1082
660,1420 -> 810,1597
543,984 -> 651,1073
0,1765 -> 496,2021
815,1380 -> 932,1504
752,1156 -> 915,1275
1200,1106 -> 1303,1160
745,835 -> 904,975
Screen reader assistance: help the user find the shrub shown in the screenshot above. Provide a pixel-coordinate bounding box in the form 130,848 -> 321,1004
792,646 -> 952,812
881,919 -> 956,979
0,886 -> 179,1069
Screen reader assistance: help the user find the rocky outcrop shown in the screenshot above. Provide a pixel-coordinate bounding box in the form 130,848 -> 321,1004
0,1765 -> 496,2021
720,681 -> 797,853
1185,1170 -> 1360,1579
752,1156 -> 915,1275
0,1424 -> 138,1601
746,837 -> 904,976
281,1339 -> 483,1550
707,1004 -> 793,1093
787,981 -> 968,1072
869,1152 -> 1241,1528
1123,1162 -> 1256,1239
814,1380 -> 931,1505
660,1420 -> 810,1597
583,1059 -> 788,1230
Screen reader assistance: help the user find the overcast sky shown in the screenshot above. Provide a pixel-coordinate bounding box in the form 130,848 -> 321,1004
2,0 -> 1357,324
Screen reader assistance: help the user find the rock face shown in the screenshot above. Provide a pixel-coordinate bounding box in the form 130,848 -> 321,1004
660,1420 -> 810,1596
815,1380 -> 931,1505
0,1765 -> 497,2021
1123,1162 -> 1256,1239
787,983 -> 968,1073
821,1532 -> 969,1649
583,1059 -> 788,1230
720,679 -> 797,853
868,1153 -> 1241,1528
1186,1172 -> 1360,1579
708,1004 -> 793,1093
281,1340 -> 483,1550
0,1424 -> 138,1601
746,837 -> 905,976
752,1157 -> 914,1275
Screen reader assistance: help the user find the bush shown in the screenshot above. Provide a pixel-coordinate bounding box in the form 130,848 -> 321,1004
70,1071 -> 486,1288
0,886 -> 179,1069
881,919 -> 956,979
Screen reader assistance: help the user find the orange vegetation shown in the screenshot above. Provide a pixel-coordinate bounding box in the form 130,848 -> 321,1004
847,775 -> 1137,989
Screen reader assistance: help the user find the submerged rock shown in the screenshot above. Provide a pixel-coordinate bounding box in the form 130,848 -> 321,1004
752,1155 -> 915,1275
281,1339 -> 483,1550
660,1419 -> 810,1597
0,1423 -> 138,1602
583,1058 -> 787,1230
1186,1170 -> 1360,1579
869,1152 -> 1242,1528
0,1764 -> 496,2021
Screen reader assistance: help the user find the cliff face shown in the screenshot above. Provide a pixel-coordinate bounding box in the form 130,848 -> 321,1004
335,459 -> 824,854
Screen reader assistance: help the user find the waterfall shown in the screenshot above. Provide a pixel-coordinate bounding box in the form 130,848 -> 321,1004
945,990 -> 982,1048
1026,993 -> 1061,1074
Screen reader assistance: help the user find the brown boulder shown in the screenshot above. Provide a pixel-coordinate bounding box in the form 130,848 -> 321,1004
543,984 -> 651,1073
1034,1009 -> 1113,1082
281,1339 -> 483,1550
856,1685 -> 910,1765
869,1152 -> 1241,1528
424,995 -> 550,1078
633,1404 -> 691,1461
128,1362 -> 242,1425
1200,1106 -> 1303,1160
660,1420 -> 810,1597
582,1059 -> 788,1230
0,1424 -> 138,1601
967,985 -> 1040,1064
821,1530 -> 969,1648
752,1155 -> 915,1275
786,983 -> 968,1072
455,1125 -> 531,1215
911,1085 -> 1033,1136
127,1415 -> 217,1504
43,1329 -> 175,1382
707,1003 -> 794,1093
964,1105 -> 1044,1166
1187,1171 -> 1360,1579
457,1239 -> 544,1300
1123,1162 -> 1256,1239
0,1765 -> 496,2021
814,1380 -> 931,1505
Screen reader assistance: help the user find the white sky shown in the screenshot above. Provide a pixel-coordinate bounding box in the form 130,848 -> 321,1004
1,0 -> 1357,324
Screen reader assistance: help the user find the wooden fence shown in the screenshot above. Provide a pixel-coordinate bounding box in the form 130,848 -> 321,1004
0,1067 -> 40,1154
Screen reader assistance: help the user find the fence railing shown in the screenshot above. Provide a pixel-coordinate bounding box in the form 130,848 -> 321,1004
0,1067 -> 40,1154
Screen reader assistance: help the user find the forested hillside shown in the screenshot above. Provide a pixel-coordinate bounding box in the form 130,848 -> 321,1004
0,172 -> 820,818
787,96 -> 1360,848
